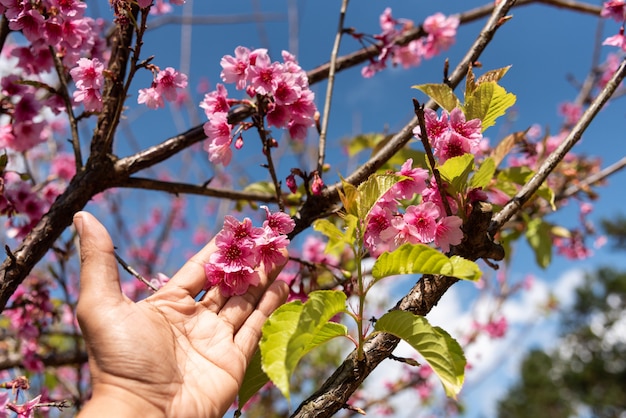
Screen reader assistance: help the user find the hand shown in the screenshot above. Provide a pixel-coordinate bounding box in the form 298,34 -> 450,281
74,211 -> 289,418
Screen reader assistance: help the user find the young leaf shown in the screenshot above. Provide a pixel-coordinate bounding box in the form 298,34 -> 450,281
260,290 -> 348,401
345,133 -> 386,157
526,218 -> 553,268
356,174 -> 404,221
469,157 -> 496,190
238,349 -> 269,411
475,65 -> 511,85
412,83 -> 460,112
463,82 -> 516,132
339,178 -> 359,217
490,130 -> 528,168
372,243 -> 481,282
438,154 -> 474,194
374,311 -> 466,398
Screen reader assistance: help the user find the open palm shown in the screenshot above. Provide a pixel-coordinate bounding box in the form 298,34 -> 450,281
74,212 -> 288,418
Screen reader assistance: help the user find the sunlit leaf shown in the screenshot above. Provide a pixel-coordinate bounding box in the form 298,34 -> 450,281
469,157 -> 495,190
374,311 -> 466,398
475,65 -> 511,85
372,243 -> 481,282
260,290 -> 348,401
345,133 -> 386,157
463,82 -> 516,132
412,83 -> 461,112
356,174 -> 404,221
490,130 -> 528,168
438,154 -> 475,194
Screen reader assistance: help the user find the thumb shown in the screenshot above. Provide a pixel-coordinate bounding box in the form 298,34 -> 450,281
74,211 -> 124,316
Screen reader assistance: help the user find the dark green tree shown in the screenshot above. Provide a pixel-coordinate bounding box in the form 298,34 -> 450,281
497,222 -> 626,418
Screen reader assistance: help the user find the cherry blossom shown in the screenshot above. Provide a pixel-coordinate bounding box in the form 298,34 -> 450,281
204,210 -> 292,297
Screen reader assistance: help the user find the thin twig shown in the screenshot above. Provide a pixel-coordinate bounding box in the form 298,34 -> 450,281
49,47 -> 83,170
559,155 -> 626,200
489,57 -> 626,236
413,100 -> 452,216
114,251 -> 159,292
317,0 -> 350,175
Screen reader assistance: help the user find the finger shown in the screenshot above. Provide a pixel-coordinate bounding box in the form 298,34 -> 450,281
74,211 -> 124,321
163,238 -> 218,298
234,279 -> 289,360
217,252 -> 288,331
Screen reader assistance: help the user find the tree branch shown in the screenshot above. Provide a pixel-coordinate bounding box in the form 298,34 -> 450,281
290,1 -> 518,415
489,57 -> 626,236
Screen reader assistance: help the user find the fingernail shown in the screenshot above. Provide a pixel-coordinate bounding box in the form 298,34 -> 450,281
73,212 -> 84,236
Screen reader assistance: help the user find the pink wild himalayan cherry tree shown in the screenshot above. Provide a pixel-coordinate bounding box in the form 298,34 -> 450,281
0,0 -> 625,417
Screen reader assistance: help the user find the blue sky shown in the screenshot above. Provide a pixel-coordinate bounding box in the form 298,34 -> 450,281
88,1 -> 626,416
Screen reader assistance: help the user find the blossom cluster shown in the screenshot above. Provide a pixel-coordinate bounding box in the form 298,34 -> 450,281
205,207 -> 295,297
137,66 -> 188,109
413,107 -> 485,163
70,57 -> 105,112
1,153 -> 76,239
364,159 -> 464,257
200,47 -> 317,166
360,8 -> 459,78
4,278 -> 55,373
1,0 -> 107,70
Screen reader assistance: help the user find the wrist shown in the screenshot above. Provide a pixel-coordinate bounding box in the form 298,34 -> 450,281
77,383 -> 166,418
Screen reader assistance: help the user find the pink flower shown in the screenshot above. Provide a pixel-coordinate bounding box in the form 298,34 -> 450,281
389,158 -> 429,200
365,203 -> 396,257
421,13 -> 459,59
603,27 -> 626,51
199,83 -> 230,117
73,86 -> 102,112
70,57 -> 104,90
435,215 -> 463,253
262,206 -> 295,235
220,46 -> 252,90
403,202 -> 440,244
484,316 -> 508,339
203,112 -> 233,165
448,107 -> 482,141
601,0 -> 626,21
248,55 -> 280,96
138,87 -> 164,109
155,67 -> 188,101
138,0 -> 152,8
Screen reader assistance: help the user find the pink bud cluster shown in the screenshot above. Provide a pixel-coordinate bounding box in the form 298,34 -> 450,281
413,108 -> 484,163
361,8 -> 459,78
364,159 -> 464,257
601,0 -> 626,50
137,67 -> 188,110
4,279 -> 55,373
204,207 -> 295,297
200,47 -> 317,166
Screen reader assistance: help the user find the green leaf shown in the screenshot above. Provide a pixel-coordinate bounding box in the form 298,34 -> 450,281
260,290 -> 348,401
372,243 -> 481,282
339,178 -> 359,217
374,311 -> 466,398
356,174 -> 404,221
344,133 -> 386,157
469,157 -> 496,190
0,152 -> 7,171
238,349 -> 269,411
463,81 -> 516,132
497,167 -> 556,210
236,181 -> 276,210
438,154 -> 475,195
526,218 -> 553,269
412,83 -> 461,112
